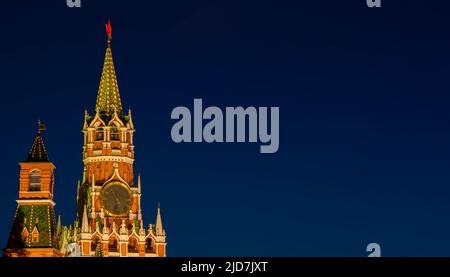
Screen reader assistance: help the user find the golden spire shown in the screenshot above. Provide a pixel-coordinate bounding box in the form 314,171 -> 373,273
56,214 -> 62,237
95,20 -> 123,115
81,204 -> 89,233
155,203 -> 164,236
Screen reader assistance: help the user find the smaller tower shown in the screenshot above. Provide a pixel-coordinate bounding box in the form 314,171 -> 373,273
4,122 -> 62,257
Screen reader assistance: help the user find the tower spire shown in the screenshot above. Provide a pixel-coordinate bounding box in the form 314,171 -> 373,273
138,174 -> 141,194
56,214 -> 62,237
137,174 -> 142,219
27,121 -> 49,162
155,203 -> 164,236
37,119 -> 46,134
95,20 -> 123,115
81,204 -> 89,233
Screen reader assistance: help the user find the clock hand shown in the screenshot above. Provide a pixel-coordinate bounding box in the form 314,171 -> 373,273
113,190 -> 120,202
114,191 -> 123,210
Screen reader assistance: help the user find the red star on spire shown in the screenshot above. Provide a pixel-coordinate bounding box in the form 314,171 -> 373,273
105,19 -> 112,41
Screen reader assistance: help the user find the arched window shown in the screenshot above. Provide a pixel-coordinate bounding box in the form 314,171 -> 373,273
29,170 -> 41,191
109,237 -> 118,252
128,237 -> 138,253
91,237 -> 101,252
96,128 -> 104,141
110,126 -> 119,141
146,238 -> 156,253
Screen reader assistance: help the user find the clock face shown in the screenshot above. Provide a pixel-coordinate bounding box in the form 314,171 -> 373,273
101,182 -> 131,216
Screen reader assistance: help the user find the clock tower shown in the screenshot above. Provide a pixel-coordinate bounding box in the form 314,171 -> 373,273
76,21 -> 166,257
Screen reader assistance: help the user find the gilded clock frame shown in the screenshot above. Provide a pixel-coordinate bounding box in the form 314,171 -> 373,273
100,181 -> 132,217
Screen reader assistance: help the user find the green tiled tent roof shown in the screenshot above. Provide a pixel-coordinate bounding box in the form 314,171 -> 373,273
7,204 -> 57,248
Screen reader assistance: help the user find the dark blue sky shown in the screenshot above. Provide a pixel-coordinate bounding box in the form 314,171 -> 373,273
1,0 -> 450,256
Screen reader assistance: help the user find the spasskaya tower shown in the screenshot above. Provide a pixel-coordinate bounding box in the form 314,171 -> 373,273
75,20 -> 167,257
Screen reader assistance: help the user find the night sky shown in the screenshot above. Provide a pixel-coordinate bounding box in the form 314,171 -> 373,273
1,0 -> 450,257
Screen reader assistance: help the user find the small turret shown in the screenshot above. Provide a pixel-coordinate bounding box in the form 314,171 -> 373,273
81,205 -> 89,234
155,203 -> 164,237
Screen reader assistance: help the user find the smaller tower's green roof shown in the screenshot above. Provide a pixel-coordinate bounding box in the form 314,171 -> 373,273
7,204 -> 57,249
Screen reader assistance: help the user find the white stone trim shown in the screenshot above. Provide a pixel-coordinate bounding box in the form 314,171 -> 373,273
83,156 -> 134,164
16,199 -> 56,206
108,251 -> 120,257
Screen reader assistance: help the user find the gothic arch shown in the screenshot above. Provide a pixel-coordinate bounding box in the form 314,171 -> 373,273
108,235 -> 119,252
90,234 -> 102,252
90,113 -> 107,128
128,236 -> 139,253
145,237 -> 156,253
110,112 -> 125,128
